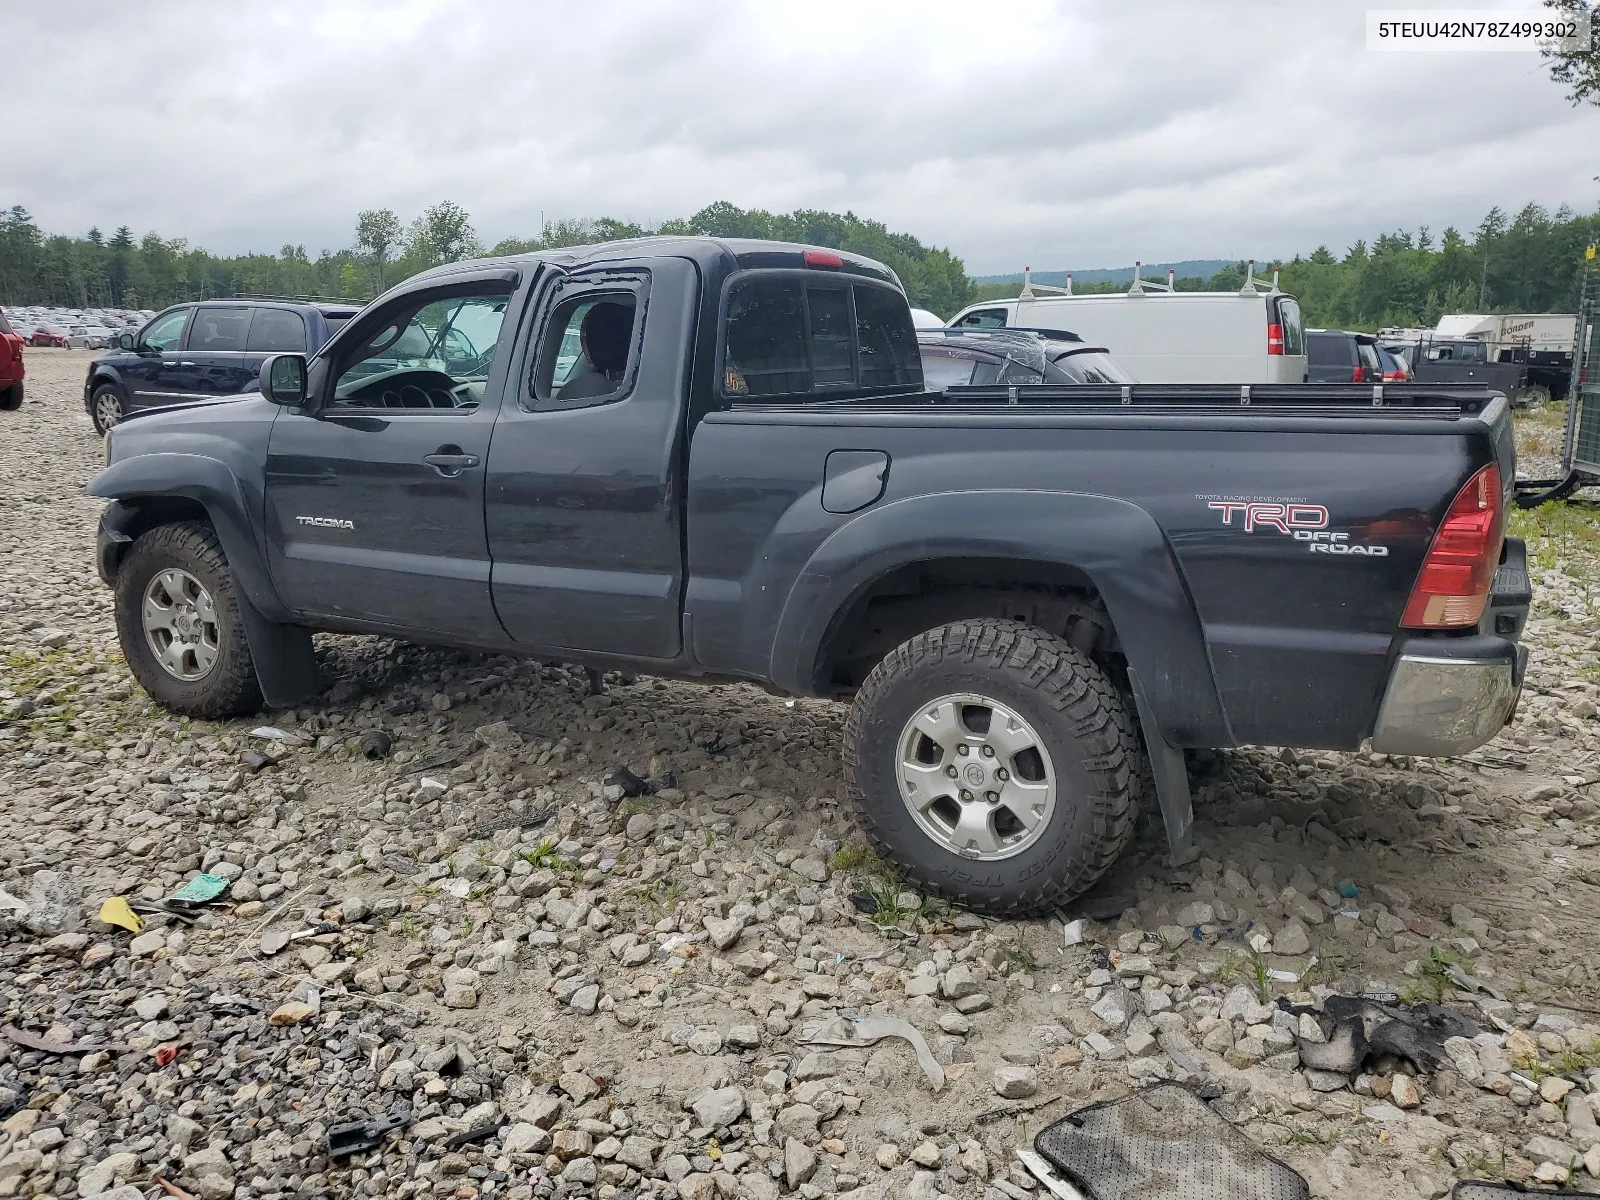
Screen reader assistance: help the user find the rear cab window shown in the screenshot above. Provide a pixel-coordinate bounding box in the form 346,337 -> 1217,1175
721,274 -> 922,401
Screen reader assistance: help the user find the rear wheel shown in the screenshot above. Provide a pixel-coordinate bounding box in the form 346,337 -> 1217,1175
843,618 -> 1140,916
114,522 -> 262,718
0,384 -> 20,411
91,385 -> 124,433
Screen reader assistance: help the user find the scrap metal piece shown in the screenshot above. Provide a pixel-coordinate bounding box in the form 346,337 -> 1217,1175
1034,1082 -> 1310,1200
1017,1147 -> 1088,1200
800,1015 -> 945,1091
326,1111 -> 411,1160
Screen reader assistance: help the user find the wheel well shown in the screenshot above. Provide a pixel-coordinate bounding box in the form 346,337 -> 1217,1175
814,557 -> 1122,692
107,497 -> 214,576
89,374 -> 124,397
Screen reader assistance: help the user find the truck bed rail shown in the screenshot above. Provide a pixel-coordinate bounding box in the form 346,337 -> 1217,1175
928,382 -> 1498,415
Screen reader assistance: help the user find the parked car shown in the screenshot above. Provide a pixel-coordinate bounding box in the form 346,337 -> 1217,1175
1306,329 -> 1386,383
82,299 -> 362,433
0,309 -> 24,410
89,236 -> 1528,916
908,307 -> 945,329
946,281 -> 1307,384
1375,343 -> 1409,382
917,328 -> 1135,390
31,325 -> 70,348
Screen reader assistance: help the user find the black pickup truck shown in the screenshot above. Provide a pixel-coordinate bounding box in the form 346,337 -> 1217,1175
87,237 -> 1530,915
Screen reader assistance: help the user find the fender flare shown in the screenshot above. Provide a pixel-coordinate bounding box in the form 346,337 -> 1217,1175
87,454 -> 319,708
769,489 -> 1233,750
85,366 -> 128,401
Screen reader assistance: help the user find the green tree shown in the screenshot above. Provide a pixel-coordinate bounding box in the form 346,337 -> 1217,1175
1542,0 -> 1599,105
355,208 -> 402,293
401,201 -> 481,272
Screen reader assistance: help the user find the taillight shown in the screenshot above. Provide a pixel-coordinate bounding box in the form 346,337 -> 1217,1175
1352,364 -> 1366,382
1267,323 -> 1284,355
803,249 -> 843,269
1401,464 -> 1504,630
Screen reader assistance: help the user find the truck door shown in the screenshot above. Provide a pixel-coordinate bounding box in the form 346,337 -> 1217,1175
485,257 -> 695,660
262,276 -> 520,639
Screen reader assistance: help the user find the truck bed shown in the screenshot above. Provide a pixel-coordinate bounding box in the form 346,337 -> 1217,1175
688,383 -> 1515,752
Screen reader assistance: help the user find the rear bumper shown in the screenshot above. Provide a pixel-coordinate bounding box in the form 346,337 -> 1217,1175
1371,538 -> 1530,757
1371,641 -> 1525,756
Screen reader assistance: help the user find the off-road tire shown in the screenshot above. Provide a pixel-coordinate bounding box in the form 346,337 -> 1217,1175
90,384 -> 124,434
114,521 -> 262,718
843,618 -> 1141,916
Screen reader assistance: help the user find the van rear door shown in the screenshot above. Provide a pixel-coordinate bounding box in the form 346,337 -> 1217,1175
1270,296 -> 1308,383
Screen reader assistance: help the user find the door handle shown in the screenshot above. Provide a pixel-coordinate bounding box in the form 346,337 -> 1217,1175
423,450 -> 480,478
178,361 -> 196,367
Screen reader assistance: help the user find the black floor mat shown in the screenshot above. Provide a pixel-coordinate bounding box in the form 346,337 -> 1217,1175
1034,1083 -> 1310,1200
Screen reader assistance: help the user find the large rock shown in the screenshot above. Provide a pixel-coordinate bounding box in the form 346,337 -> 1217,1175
690,1086 -> 745,1128
785,1137 -> 819,1189
993,1065 -> 1038,1098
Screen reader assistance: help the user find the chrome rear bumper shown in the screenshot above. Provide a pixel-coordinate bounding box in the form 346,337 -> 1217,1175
1371,643 -> 1525,757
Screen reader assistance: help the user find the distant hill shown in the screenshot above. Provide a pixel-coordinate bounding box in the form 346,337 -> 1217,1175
975,260 -> 1244,286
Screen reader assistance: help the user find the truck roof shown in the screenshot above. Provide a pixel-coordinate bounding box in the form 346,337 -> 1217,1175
402,236 -> 902,290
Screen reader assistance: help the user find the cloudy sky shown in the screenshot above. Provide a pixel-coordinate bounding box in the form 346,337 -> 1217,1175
6,0 -> 1598,274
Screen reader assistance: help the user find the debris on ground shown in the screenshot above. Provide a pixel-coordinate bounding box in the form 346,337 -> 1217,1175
1,352 -> 1598,1199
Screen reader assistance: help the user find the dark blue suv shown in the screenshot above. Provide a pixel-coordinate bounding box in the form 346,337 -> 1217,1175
84,299 -> 360,433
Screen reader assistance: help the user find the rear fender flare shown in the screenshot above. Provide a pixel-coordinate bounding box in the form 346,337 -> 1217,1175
771,489 -> 1232,748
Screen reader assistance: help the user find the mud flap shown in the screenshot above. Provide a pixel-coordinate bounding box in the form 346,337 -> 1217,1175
238,592 -> 320,708
1127,668 -> 1194,862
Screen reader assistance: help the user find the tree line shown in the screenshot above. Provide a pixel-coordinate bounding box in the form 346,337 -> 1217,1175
0,200 -> 975,319
1,197 -> 1596,326
972,202 -> 1600,329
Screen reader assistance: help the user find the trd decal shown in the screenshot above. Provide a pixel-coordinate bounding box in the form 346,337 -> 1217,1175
1206,500 -> 1328,533
1200,498 -> 1388,557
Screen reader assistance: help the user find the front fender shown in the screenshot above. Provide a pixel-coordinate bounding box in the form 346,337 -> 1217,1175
771,489 -> 1232,749
87,453 -> 286,620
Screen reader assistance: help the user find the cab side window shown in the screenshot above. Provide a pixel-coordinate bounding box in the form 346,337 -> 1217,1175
955,308 -> 1008,329
529,273 -> 649,411
330,289 -> 511,411
142,310 -> 189,352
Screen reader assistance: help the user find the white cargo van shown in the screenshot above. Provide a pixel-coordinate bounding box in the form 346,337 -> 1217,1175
947,266 -> 1308,384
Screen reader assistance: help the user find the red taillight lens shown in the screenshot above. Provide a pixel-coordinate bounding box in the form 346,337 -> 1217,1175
1352,364 -> 1365,382
1401,464 -> 1503,630
1267,323 -> 1284,355
803,249 -> 843,268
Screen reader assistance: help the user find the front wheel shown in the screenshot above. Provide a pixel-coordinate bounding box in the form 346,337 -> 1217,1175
91,385 -> 124,434
114,522 -> 263,718
843,618 -> 1141,917
0,384 -> 20,411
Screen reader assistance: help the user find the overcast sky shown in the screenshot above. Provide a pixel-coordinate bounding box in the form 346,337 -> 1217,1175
6,0 -> 1598,274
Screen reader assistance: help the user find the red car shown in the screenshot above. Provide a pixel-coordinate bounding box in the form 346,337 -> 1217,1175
0,310 -> 23,410
30,324 -> 69,348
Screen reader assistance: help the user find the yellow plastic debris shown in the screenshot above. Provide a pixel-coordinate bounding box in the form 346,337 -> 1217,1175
98,896 -> 144,934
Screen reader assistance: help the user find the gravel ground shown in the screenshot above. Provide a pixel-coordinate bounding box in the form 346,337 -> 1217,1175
2,348 -> 1599,1200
